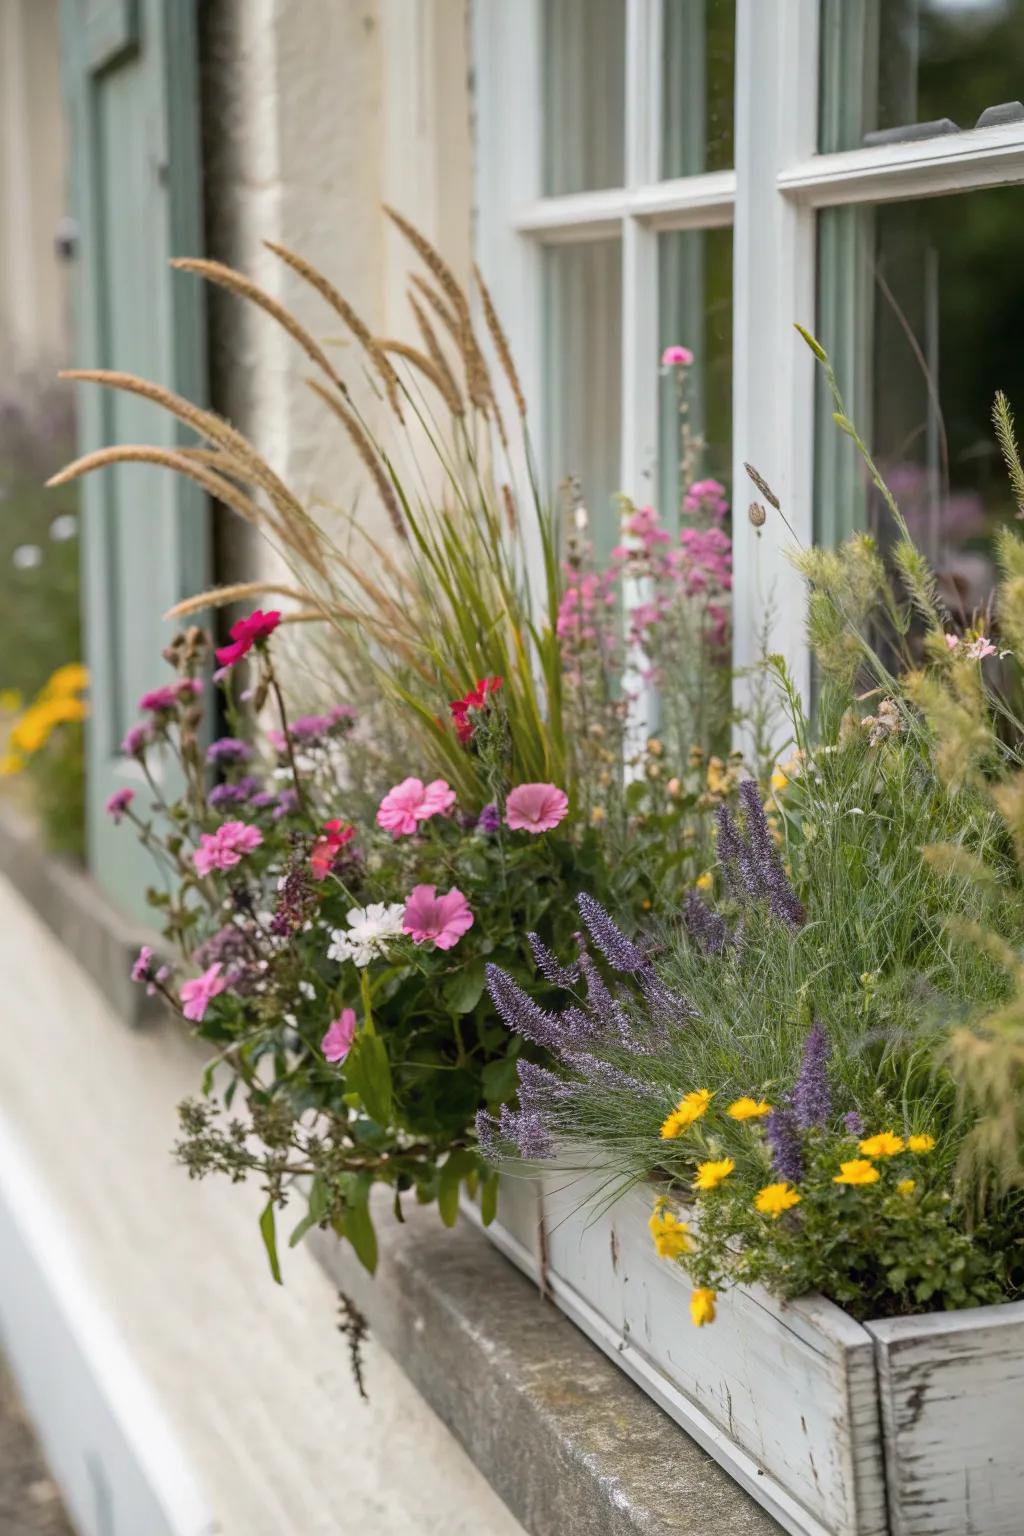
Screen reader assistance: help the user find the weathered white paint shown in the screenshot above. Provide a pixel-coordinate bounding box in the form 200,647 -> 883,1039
868,1305 -> 1024,1536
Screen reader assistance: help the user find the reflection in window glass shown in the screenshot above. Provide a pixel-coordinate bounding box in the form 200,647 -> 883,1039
543,0 -> 626,195
657,227 -> 733,528
661,0 -> 736,176
820,0 -> 1024,153
544,240 -> 622,550
815,188 -> 1024,624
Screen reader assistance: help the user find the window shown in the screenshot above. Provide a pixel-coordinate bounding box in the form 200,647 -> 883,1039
474,0 -> 1024,701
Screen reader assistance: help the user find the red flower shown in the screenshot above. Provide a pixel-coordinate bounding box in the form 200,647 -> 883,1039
310,818 -> 354,880
450,676 -> 503,743
215,609 -> 282,668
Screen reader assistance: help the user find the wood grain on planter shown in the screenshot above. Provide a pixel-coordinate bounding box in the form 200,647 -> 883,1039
867,1303 -> 1024,1536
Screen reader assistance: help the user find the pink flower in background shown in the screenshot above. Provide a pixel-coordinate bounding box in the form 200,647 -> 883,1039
450,677 -> 503,744
321,1007 -> 357,1063
180,962 -> 228,1022
505,783 -> 569,834
138,679 -> 201,713
193,819 -> 264,876
944,633 -> 960,650
376,777 -> 456,837
120,723 -> 151,757
131,945 -> 153,984
966,636 -> 997,660
310,819 -> 354,879
625,504 -> 671,548
684,478 -> 730,520
661,344 -> 694,367
402,885 -> 474,950
105,787 -> 134,823
215,609 -> 282,668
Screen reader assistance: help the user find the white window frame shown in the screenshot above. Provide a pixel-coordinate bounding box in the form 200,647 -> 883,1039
472,0 -> 1024,713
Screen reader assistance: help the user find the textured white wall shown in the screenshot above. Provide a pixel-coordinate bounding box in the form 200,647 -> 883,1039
200,0 -> 473,584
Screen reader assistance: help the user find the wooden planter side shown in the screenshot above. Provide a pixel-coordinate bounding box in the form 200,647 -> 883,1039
866,1303 -> 1024,1536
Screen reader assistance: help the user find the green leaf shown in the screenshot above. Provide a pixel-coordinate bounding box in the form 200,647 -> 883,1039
259,1199 -> 283,1285
288,1208 -> 319,1248
445,958 -> 487,1014
341,1180 -> 378,1274
438,1148 -> 476,1228
480,1170 -> 499,1228
346,1029 -> 393,1125
481,1054 -> 519,1104
794,322 -> 827,362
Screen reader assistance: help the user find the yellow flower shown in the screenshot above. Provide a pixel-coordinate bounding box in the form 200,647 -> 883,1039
727,1096 -> 772,1121
754,1182 -> 801,1218
0,688 -> 22,713
858,1131 -> 905,1158
648,1200 -> 691,1260
660,1089 -> 712,1139
706,756 -> 727,793
590,805 -> 607,826
897,1179 -> 916,1197
647,737 -> 664,757
0,752 -> 24,776
907,1134 -> 935,1154
41,662 -> 89,699
834,1158 -> 881,1186
770,768 -> 789,792
10,694 -> 88,757
690,1287 -> 717,1327
695,871 -> 713,891
693,1157 -> 735,1191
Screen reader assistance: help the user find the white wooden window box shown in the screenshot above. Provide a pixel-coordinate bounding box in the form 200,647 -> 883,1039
466,1171 -> 1024,1536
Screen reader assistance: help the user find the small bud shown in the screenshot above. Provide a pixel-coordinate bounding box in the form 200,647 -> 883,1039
748,501 -> 767,528
666,777 -> 682,798
590,805 -> 607,826
647,737 -> 664,757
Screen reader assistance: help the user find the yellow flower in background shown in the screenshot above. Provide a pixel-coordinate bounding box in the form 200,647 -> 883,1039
770,767 -> 789,792
754,1182 -> 801,1218
0,752 -> 24,776
859,1131 -> 905,1158
834,1159 -> 880,1186
693,1157 -> 735,1192
0,689 -> 22,713
907,1134 -> 935,1154
660,1089 -> 713,1139
727,1096 -> 772,1121
9,694 -> 88,757
41,662 -> 89,699
706,756 -> 728,794
897,1179 -> 917,1197
648,1200 -> 691,1260
695,870 -> 713,891
690,1287 -> 717,1327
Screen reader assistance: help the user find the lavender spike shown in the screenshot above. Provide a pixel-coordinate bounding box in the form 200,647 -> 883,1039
792,1020 -> 831,1130
497,1103 -> 554,1160
682,890 -> 732,955
576,893 -> 647,973
527,931 -> 581,988
765,1105 -> 804,1183
842,1110 -> 864,1137
486,964 -> 561,1047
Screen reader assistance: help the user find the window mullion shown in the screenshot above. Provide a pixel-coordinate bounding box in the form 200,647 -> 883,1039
732,0 -> 820,712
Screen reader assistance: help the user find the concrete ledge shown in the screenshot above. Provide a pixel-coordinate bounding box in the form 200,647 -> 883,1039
311,1200 -> 781,1536
0,804 -> 161,1026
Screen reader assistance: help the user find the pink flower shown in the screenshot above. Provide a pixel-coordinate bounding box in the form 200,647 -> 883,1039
131,945 -> 154,984
193,819 -> 264,876
105,787 -> 134,823
505,782 -> 569,834
684,478 -> 729,519
321,1007 -> 357,1063
179,962 -> 228,1022
967,636 -> 997,660
310,819 -> 354,879
120,723 -> 151,757
402,885 -> 474,950
215,609 -> 282,668
376,777 -> 456,837
450,677 -> 503,744
661,344 -> 694,367
138,679 -> 202,713
944,633 -> 960,650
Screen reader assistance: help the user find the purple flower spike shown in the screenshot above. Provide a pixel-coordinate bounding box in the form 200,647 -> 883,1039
843,1110 -> 864,1137
486,964 -> 562,1048
476,802 -> 501,834
792,1020 -> 831,1130
527,931 -> 581,988
576,892 -> 648,974
682,890 -> 732,955
765,1105 -> 804,1183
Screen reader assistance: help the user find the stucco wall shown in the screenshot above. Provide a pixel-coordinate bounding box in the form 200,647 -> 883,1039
199,0 -> 473,585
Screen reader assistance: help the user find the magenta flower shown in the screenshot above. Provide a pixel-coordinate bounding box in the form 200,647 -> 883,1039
661,344 -> 694,367
105,787 -> 134,823
505,782 -> 569,834
321,1007 -> 357,1063
193,819 -> 264,876
179,962 -> 228,1022
402,885 -> 474,950
683,477 -> 729,519
138,679 -> 202,713
376,777 -> 456,837
215,608 -> 282,668
131,945 -> 154,984
120,723 -> 151,757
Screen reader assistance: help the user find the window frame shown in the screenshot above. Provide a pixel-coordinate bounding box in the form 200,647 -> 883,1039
472,0 -> 1024,712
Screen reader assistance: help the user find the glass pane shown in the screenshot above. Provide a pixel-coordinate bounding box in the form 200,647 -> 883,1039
542,0 -> 626,195
544,239 -> 622,550
820,0 -> 1024,153
661,0 -> 736,175
657,227 -> 733,526
815,187 -> 1024,626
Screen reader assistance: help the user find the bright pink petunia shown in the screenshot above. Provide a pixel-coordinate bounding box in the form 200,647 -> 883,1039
505,782 -> 569,834
450,677 -> 503,744
180,962 -> 228,1022
193,819 -> 264,876
321,1007 -> 357,1063
661,344 -> 694,367
376,777 -> 456,837
215,609 -> 282,668
105,787 -> 134,823
402,884 -> 474,950
310,819 -> 354,879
